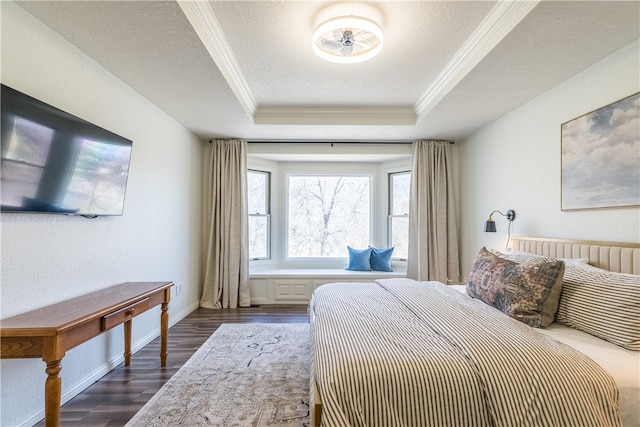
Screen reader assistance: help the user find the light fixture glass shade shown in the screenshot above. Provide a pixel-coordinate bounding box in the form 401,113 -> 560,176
312,16 -> 383,64
484,220 -> 497,232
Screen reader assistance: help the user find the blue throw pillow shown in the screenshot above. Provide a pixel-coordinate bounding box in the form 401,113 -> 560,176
370,247 -> 394,271
346,246 -> 372,271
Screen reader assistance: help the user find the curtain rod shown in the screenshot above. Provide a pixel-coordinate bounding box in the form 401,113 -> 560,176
209,139 -> 454,144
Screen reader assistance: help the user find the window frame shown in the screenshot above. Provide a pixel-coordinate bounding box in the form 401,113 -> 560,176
247,169 -> 271,261
388,170 -> 411,261
284,172 -> 373,265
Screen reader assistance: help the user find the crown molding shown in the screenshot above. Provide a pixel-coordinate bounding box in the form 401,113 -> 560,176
413,0 -> 540,121
253,107 -> 416,125
177,0 -> 257,119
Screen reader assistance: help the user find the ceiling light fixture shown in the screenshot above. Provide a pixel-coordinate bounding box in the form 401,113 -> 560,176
312,16 -> 383,64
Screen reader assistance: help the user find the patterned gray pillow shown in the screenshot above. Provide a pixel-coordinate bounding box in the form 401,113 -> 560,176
466,247 -> 565,328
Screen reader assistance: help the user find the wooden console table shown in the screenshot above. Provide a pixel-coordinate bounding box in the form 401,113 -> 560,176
0,281 -> 174,427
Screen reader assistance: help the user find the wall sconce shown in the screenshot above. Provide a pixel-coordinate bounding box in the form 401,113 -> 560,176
484,209 -> 515,232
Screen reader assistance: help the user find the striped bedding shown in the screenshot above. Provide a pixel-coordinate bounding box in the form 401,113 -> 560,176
309,279 -> 622,427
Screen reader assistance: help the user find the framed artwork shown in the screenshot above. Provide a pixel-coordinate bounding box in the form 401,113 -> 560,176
561,92 -> 639,210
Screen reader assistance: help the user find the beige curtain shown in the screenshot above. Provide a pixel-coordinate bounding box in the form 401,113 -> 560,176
200,139 -> 250,309
407,140 -> 461,283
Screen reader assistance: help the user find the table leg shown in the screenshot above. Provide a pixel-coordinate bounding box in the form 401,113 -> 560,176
160,300 -> 169,367
124,319 -> 132,366
44,359 -> 62,427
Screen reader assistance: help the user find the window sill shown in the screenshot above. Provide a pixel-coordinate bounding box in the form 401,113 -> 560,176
249,268 -> 406,280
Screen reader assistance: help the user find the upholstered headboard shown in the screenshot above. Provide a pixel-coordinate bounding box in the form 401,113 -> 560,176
510,237 -> 640,275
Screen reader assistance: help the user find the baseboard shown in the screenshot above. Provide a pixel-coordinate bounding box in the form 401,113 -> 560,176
249,297 -> 270,305
168,300 -> 201,329
15,300 -> 200,427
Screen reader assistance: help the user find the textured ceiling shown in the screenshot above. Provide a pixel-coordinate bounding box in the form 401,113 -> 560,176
208,1 -> 494,106
14,0 -> 640,142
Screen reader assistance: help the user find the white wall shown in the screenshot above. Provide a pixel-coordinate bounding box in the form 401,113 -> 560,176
1,3 -> 204,426
459,39 -> 640,276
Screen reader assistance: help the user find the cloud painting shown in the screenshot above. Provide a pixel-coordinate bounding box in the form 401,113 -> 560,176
561,92 -> 640,210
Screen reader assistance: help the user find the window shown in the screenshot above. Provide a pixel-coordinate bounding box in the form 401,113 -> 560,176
287,175 -> 370,258
246,151 -> 412,269
389,171 -> 410,260
247,170 -> 270,260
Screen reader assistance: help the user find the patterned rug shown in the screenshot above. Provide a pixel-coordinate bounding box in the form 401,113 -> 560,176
126,323 -> 310,426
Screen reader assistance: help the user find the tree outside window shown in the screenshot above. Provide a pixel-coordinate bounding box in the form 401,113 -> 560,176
287,175 -> 370,257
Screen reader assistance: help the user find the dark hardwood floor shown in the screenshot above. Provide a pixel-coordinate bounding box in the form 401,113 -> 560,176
34,305 -> 309,427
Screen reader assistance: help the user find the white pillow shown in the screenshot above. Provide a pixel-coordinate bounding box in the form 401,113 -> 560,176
497,250 -> 594,270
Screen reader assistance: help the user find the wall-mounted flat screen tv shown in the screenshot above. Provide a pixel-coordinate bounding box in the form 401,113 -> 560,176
1,84 -> 133,216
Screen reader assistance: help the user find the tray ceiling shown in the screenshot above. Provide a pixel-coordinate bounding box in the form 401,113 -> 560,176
14,1 -> 640,142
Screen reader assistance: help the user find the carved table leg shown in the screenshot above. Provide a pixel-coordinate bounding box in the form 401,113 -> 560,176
44,360 -> 62,427
160,299 -> 169,367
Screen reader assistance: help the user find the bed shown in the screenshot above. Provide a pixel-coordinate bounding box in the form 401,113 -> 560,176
309,237 -> 640,427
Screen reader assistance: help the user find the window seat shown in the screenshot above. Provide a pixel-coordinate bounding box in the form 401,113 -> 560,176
250,269 -> 406,280
248,268 -> 407,304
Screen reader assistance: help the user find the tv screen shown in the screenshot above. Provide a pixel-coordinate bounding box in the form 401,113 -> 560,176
1,84 -> 133,216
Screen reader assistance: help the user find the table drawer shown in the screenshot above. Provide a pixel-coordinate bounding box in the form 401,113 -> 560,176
101,297 -> 150,331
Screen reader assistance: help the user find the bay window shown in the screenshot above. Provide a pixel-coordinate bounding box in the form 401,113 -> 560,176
247,154 -> 411,269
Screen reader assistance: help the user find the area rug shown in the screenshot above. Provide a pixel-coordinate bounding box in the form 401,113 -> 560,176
126,323 -> 310,427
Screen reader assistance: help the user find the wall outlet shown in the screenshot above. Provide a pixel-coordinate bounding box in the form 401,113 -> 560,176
175,284 -> 182,296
